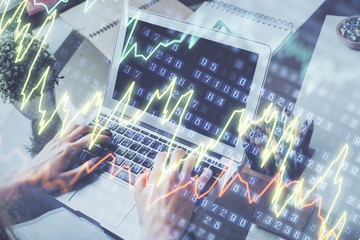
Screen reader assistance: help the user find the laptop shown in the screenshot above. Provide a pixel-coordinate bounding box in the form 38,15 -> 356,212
57,8 -> 271,239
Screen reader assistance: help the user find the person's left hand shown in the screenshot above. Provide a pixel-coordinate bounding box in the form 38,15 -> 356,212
17,124 -> 111,194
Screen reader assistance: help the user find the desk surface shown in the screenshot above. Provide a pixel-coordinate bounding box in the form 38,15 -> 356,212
1,0 -> 360,239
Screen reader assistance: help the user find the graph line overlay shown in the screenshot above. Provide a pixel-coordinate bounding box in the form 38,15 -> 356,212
0,2 -> 349,239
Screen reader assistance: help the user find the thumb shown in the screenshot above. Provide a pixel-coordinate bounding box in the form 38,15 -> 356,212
59,157 -> 102,187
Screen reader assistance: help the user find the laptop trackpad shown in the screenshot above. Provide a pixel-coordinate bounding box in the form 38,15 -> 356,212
69,175 -> 135,229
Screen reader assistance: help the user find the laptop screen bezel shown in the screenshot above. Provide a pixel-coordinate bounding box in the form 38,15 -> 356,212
103,7 -> 271,160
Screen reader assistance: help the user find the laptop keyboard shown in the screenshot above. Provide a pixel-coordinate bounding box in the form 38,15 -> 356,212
71,113 -> 229,189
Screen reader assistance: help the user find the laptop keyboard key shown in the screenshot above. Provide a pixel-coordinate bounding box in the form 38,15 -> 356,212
147,150 -> 158,159
115,156 -> 125,166
131,164 -> 143,174
142,158 -> 154,168
108,122 -> 118,131
97,148 -> 111,158
133,155 -> 146,164
217,163 -> 226,169
121,139 -> 133,147
210,166 -> 223,178
178,146 -> 188,152
150,141 -> 162,150
112,135 -> 124,145
116,126 -> 127,134
132,133 -> 145,142
141,137 -> 153,146
138,146 -> 150,155
124,129 -> 136,138
140,130 -> 149,135
158,144 -> 168,152
207,158 -> 217,165
106,163 -> 119,175
99,119 -> 107,127
149,134 -> 158,139
192,162 -> 209,176
159,138 -> 168,144
129,142 -> 141,151
122,160 -> 134,168
100,142 -> 118,152
125,151 -> 136,160
116,169 -> 136,185
115,146 -> 127,156
92,117 -> 104,125
104,155 -> 114,162
87,145 -> 101,155
98,161 -> 109,172
132,126 -> 140,132
79,151 -> 95,162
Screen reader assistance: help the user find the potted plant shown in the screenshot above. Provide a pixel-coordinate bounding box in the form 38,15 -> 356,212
0,28 -> 61,120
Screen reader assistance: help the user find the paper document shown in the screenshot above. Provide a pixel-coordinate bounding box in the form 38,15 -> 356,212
188,0 -> 325,53
60,0 -> 193,60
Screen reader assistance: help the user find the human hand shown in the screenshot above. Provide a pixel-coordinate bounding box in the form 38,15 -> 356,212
20,124 -> 111,194
135,149 -> 212,240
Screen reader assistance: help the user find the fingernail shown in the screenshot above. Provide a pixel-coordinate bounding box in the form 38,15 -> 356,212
89,157 -> 100,166
103,129 -> 112,137
75,134 -> 83,141
203,168 -> 212,177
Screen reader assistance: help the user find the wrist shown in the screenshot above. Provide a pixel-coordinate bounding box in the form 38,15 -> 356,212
0,170 -> 41,201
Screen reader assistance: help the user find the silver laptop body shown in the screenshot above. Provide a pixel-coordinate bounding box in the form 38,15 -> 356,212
57,8 -> 271,240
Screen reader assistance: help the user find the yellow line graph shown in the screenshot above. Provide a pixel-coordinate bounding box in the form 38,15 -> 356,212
0,2 -> 350,238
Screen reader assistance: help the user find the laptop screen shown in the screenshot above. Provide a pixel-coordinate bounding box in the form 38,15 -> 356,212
112,18 -> 259,147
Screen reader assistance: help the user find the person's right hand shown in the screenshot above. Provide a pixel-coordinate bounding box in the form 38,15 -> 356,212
135,149 -> 213,240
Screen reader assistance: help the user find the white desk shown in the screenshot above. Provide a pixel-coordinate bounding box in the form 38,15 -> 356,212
247,15 -> 360,240
0,102 -> 32,176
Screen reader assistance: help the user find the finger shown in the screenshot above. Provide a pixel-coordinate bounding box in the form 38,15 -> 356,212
194,167 -> 212,195
198,167 -> 212,184
64,124 -> 79,135
66,124 -> 93,142
68,134 -> 111,158
68,124 -> 112,143
147,152 -> 167,184
80,132 -> 112,145
179,155 -> 196,184
135,170 -> 149,195
163,149 -> 187,193
59,157 -> 101,188
53,124 -> 79,141
174,168 -> 213,215
168,148 -> 186,171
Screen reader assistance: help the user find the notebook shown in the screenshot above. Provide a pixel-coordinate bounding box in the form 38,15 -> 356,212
188,0 -> 325,53
60,0 -> 193,60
